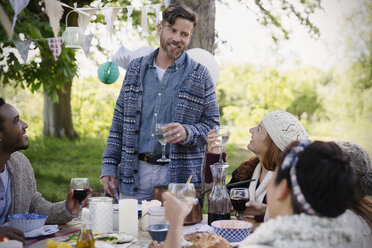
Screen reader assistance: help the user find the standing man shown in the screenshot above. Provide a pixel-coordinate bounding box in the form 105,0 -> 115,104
0,98 -> 88,244
101,4 -> 220,201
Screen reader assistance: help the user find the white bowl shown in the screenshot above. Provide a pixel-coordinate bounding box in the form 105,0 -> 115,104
8,213 -> 47,233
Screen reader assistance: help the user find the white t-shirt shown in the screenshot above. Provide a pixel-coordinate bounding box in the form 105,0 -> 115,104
154,62 -> 166,81
0,164 -> 9,194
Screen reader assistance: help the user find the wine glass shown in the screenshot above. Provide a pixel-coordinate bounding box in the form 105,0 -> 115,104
215,125 -> 231,163
155,123 -> 171,162
230,188 -> 249,220
168,183 -> 196,247
70,178 -> 90,213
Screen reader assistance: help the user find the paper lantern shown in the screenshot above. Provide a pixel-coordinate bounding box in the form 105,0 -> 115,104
62,10 -> 85,49
98,62 -> 119,84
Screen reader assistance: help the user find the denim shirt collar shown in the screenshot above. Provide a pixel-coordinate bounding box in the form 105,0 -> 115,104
146,48 -> 187,70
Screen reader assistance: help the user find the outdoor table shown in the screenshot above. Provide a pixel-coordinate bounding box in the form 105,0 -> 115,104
24,214 -> 261,247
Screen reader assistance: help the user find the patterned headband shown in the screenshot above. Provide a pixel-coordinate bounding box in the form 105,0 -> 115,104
281,139 -> 317,215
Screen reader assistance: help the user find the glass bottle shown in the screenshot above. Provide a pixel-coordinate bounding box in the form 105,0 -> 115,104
208,162 -> 231,225
76,208 -> 95,248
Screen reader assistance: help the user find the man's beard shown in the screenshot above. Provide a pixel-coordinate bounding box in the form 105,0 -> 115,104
160,35 -> 185,59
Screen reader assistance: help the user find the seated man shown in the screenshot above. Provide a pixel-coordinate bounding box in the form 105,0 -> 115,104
0,97 -> 87,244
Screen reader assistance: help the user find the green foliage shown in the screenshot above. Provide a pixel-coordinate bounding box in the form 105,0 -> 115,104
22,135 -> 105,202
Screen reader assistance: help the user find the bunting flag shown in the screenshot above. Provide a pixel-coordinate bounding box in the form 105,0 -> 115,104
0,4 -> 13,39
14,40 -> 31,63
43,0 -> 64,54
82,34 -> 94,57
104,7 -> 121,39
46,37 -> 63,61
78,5 -> 98,33
155,3 -> 161,25
9,0 -> 30,33
141,5 -> 149,33
125,6 -> 134,32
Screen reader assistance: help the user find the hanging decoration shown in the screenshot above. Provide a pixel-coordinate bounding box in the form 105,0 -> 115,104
164,0 -> 171,8
104,7 -> 121,39
45,37 -> 63,61
0,4 -> 13,39
78,6 -> 98,33
14,40 -> 31,63
62,10 -> 85,49
141,5 -> 149,33
125,6 -> 134,32
82,34 -> 94,57
97,61 -> 119,84
43,0 -> 64,42
155,3 -> 161,25
9,0 -> 30,34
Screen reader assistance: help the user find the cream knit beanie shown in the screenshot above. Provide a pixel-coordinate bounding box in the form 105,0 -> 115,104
262,110 -> 308,152
335,140 -> 372,199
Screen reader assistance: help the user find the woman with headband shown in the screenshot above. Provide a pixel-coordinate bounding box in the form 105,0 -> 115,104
239,140 -> 355,247
336,141 -> 372,248
206,110 -> 308,221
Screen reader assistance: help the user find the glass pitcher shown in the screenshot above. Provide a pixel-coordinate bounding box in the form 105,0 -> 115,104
208,162 -> 231,225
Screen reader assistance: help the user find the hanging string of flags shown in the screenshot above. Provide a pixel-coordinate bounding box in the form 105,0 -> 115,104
0,0 -> 170,63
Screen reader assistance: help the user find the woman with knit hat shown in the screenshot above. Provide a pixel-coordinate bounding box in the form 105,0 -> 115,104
336,141 -> 372,248
205,110 -> 308,221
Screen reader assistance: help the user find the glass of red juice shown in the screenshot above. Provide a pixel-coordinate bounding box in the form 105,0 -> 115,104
230,188 -> 249,219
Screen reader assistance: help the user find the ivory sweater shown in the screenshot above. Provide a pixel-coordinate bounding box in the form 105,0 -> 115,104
6,152 -> 72,224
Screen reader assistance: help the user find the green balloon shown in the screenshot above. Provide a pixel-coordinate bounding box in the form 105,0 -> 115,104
98,61 -> 119,84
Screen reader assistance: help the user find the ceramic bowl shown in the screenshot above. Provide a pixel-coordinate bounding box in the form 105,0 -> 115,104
147,224 -> 169,242
211,219 -> 252,242
8,213 -> 47,233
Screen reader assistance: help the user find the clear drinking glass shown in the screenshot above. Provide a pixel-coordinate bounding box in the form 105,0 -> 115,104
155,123 -> 171,162
70,178 -> 90,212
168,183 -> 196,247
230,188 -> 249,220
214,125 -> 231,164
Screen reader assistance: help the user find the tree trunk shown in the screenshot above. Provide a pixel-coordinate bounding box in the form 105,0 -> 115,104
172,0 -> 215,53
43,81 -> 77,139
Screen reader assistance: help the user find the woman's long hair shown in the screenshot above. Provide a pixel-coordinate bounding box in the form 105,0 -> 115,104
235,135 -> 281,181
350,197 -> 372,229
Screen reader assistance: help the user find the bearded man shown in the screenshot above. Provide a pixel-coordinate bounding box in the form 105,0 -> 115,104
101,4 -> 219,201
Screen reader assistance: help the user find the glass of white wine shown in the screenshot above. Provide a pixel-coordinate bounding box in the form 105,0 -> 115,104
215,125 -> 231,164
155,123 -> 171,162
168,183 -> 196,247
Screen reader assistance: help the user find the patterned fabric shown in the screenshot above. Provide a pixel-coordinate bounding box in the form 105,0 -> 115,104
82,34 -> 94,57
6,152 -> 73,224
281,139 -> 315,215
101,49 -> 220,196
45,37 -> 63,61
14,40 -> 31,63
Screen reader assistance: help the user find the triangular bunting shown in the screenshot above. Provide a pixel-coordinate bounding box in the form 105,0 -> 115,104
9,0 -> 30,33
125,6 -> 134,31
104,7 -> 120,39
46,37 -> 63,61
78,5 -> 97,33
155,4 -> 161,25
141,5 -> 149,33
82,34 -> 94,57
14,40 -> 31,63
43,0 -> 64,42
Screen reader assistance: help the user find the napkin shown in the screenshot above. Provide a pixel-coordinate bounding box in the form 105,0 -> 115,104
24,224 -> 59,238
183,223 -> 214,235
